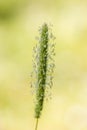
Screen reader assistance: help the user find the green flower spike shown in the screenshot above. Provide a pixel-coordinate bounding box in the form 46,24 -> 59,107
31,23 -> 55,130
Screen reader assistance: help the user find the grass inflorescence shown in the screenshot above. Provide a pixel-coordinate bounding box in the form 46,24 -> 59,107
31,23 -> 55,130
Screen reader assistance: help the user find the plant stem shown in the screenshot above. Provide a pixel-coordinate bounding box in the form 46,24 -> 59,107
35,118 -> 39,130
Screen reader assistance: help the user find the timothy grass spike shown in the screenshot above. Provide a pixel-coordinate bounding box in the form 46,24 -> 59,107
35,23 -> 48,119
31,23 -> 55,130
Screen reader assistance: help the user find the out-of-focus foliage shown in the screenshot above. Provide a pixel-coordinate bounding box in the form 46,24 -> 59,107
0,0 -> 29,19
0,0 -> 87,130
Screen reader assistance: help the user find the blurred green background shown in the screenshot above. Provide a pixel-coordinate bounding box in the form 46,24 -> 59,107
0,0 -> 87,130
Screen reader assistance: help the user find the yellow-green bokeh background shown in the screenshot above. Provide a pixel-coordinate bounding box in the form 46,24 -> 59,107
0,0 -> 87,130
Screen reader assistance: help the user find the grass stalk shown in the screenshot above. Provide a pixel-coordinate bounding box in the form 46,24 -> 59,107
35,118 -> 39,130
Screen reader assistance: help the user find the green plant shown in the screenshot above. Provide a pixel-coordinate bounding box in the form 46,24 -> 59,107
31,23 -> 55,130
